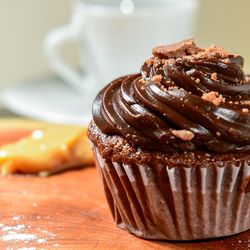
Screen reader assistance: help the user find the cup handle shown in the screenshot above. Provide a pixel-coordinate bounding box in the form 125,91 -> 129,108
43,25 -> 86,91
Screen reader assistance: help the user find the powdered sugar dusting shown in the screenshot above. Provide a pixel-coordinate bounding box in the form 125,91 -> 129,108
2,224 -> 25,232
37,238 -> 47,243
0,218 -> 56,247
3,233 -> 37,241
12,216 -> 20,221
16,247 -> 36,250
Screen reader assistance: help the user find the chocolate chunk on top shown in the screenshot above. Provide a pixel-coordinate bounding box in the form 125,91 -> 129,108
171,129 -> 195,141
201,91 -> 225,106
152,37 -> 201,59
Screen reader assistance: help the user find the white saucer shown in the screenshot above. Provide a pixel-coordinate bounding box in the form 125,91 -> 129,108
2,76 -> 93,125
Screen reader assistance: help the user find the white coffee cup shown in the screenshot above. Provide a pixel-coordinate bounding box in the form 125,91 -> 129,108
44,0 -> 199,102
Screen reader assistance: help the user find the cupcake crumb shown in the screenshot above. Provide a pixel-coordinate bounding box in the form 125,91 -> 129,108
228,127 -> 237,135
223,58 -> 230,63
139,78 -> 147,84
151,75 -> 162,84
171,130 -> 195,141
211,73 -> 218,81
195,78 -> 200,83
242,100 -> 250,105
202,91 -> 225,106
216,131 -> 221,137
146,58 -> 154,67
206,46 -> 229,58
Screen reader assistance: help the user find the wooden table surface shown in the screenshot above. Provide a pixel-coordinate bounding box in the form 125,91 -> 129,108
0,166 -> 249,250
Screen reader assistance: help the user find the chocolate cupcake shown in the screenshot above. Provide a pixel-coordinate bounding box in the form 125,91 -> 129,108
88,38 -> 250,240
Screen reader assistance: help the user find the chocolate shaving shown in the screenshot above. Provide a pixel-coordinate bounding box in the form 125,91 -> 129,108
152,37 -> 201,59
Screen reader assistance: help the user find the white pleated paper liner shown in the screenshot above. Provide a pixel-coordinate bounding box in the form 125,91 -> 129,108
92,146 -> 250,241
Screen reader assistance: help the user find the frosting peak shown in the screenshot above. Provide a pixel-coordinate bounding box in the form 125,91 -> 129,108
92,39 -> 250,153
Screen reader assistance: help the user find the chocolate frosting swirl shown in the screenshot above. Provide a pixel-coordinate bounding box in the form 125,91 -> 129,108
92,38 -> 250,153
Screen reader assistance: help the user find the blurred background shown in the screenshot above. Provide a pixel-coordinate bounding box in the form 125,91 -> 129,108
0,0 -> 70,90
1,0 -> 250,89
0,0 -> 250,122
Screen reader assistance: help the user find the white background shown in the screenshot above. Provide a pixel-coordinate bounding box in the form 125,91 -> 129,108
0,0 -> 249,89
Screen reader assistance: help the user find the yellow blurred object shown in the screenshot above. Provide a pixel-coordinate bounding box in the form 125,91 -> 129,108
0,118 -> 49,129
0,119 -> 94,175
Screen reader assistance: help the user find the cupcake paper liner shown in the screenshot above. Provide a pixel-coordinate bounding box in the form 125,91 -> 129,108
92,145 -> 250,240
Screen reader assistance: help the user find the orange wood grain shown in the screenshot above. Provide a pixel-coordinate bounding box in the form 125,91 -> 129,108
0,167 -> 248,250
